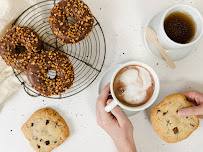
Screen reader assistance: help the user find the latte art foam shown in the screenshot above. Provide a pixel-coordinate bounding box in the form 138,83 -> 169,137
113,65 -> 154,107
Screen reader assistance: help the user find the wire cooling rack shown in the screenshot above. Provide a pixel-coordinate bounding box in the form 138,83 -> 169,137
12,0 -> 106,99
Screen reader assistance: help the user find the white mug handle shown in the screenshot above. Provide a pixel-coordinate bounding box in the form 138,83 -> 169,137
105,100 -> 118,112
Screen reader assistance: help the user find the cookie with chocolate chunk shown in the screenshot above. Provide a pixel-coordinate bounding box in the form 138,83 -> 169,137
151,94 -> 199,143
22,108 -> 69,152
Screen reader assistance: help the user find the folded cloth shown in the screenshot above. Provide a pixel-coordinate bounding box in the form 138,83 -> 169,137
0,0 -> 39,104
0,58 -> 22,104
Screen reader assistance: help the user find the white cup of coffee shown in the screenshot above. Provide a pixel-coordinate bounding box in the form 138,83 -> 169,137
158,4 -> 203,50
105,61 -> 160,112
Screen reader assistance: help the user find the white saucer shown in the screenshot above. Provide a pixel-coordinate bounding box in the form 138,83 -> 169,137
98,64 -> 140,117
144,11 -> 197,61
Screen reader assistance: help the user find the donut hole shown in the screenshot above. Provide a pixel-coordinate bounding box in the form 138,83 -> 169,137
67,17 -> 77,26
47,69 -> 56,79
15,44 -> 27,54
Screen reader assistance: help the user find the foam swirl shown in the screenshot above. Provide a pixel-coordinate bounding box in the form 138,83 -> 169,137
113,65 -> 154,106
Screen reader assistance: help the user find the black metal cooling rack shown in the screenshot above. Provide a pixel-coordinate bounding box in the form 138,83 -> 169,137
12,0 -> 106,99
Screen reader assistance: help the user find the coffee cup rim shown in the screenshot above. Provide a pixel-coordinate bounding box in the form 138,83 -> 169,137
110,61 -> 160,111
160,4 -> 203,47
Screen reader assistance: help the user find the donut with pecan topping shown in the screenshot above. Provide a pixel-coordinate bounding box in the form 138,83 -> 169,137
0,26 -> 43,71
49,0 -> 94,44
27,50 -> 74,97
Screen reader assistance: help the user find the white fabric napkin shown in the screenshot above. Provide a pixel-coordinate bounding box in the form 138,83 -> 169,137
0,0 -> 40,104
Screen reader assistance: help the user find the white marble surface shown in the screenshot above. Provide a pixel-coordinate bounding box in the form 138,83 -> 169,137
1,0 -> 203,152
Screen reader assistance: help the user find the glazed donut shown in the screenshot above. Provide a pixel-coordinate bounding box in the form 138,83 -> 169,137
49,0 -> 94,44
0,26 -> 43,71
27,50 -> 74,96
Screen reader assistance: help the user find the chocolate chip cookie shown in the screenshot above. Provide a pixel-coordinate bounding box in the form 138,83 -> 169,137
22,108 -> 69,152
151,94 -> 199,143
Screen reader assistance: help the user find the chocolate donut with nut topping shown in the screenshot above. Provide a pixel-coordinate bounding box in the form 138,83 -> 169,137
49,0 -> 94,44
27,50 -> 74,97
0,26 -> 43,71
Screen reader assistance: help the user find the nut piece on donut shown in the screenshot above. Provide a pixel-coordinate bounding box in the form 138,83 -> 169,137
27,50 -> 74,97
49,0 -> 94,44
0,26 -> 43,71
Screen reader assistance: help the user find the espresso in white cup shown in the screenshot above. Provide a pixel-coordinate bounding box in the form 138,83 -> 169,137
105,61 -> 160,112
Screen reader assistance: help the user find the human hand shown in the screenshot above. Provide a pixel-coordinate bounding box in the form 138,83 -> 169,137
178,90 -> 203,119
96,83 -> 136,152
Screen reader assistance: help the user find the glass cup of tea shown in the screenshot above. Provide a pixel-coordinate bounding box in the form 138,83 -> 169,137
158,4 -> 203,50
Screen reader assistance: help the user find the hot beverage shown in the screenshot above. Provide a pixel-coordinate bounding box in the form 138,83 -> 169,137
164,11 -> 196,44
113,65 -> 155,107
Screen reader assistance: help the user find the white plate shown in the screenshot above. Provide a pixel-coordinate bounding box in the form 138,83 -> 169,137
98,64 -> 140,117
144,11 -> 196,61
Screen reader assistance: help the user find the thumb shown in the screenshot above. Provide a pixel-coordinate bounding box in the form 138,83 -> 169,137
178,105 -> 203,116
